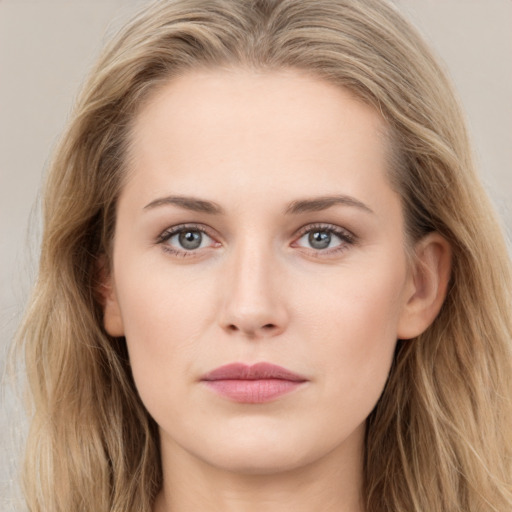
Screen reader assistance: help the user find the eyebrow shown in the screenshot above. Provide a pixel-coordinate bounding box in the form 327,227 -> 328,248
144,195 -> 224,214
285,195 -> 374,215
143,194 -> 374,216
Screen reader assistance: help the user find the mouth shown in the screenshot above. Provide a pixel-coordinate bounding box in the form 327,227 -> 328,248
200,362 -> 308,403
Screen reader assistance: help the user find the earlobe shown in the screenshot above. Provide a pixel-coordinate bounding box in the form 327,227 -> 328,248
96,256 -> 125,337
397,233 -> 452,340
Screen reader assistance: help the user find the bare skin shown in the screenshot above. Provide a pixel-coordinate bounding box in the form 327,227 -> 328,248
101,68 -> 451,512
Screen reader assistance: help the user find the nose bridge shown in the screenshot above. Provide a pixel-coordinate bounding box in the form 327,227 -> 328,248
219,234 -> 287,337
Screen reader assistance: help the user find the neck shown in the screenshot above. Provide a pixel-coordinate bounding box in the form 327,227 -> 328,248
154,426 -> 365,512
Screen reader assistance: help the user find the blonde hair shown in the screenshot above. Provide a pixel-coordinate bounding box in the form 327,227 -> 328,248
16,0 -> 512,510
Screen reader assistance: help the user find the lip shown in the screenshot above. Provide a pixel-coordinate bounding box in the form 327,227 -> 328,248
201,362 -> 308,403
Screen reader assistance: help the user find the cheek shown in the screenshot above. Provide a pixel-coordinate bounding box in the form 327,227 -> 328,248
297,258 -> 407,410
120,276 -> 205,345
113,261 -> 218,407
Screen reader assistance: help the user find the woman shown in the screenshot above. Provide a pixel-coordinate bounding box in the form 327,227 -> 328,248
16,0 -> 512,511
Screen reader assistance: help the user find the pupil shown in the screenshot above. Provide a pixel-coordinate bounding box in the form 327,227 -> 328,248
179,230 -> 202,250
309,231 -> 331,249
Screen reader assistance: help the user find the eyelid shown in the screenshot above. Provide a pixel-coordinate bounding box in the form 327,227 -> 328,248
293,222 -> 356,243
156,223 -> 221,256
291,222 -> 357,255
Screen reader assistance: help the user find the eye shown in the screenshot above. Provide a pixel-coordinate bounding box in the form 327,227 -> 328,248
156,224 -> 218,255
293,224 -> 356,254
174,229 -> 207,250
303,230 -> 337,250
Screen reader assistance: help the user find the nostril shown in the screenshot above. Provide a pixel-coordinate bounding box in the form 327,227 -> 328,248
225,323 -> 276,334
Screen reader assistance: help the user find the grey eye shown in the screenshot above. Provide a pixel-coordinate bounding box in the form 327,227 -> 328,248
295,227 -> 346,251
308,231 -> 331,249
178,230 -> 203,250
159,226 -> 217,254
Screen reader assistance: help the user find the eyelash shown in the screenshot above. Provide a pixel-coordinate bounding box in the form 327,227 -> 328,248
292,223 -> 357,257
155,223 -> 357,258
156,223 -> 218,258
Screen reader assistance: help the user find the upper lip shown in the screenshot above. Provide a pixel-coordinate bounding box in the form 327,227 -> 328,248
201,362 -> 308,382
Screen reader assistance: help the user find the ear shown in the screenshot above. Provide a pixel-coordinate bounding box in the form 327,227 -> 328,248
96,255 -> 125,337
397,232 -> 452,340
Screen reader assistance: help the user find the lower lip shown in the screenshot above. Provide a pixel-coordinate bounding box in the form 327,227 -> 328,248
203,379 -> 305,403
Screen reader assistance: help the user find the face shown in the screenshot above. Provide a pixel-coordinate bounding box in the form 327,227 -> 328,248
104,69 -> 419,475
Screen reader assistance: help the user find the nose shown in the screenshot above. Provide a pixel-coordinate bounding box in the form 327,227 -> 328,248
218,242 -> 289,339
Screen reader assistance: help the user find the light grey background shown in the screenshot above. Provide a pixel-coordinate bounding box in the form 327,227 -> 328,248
1,0 -> 511,507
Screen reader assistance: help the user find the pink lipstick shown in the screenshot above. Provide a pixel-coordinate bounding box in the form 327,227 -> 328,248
201,362 -> 308,403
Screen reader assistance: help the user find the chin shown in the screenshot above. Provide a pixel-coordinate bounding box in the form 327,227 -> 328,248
185,422 -> 355,476
201,443 -> 316,476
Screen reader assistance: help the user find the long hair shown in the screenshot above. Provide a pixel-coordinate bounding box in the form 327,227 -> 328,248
16,0 -> 512,510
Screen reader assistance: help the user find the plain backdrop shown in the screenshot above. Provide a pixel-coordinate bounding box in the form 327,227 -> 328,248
1,0 -> 511,507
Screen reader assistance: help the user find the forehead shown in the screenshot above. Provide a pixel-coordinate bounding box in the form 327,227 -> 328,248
130,68 -> 389,153
124,68 -> 395,214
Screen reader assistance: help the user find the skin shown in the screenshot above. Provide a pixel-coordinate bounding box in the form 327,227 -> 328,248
102,68 -> 451,512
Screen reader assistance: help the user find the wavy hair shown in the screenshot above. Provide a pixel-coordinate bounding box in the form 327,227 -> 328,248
16,0 -> 512,510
